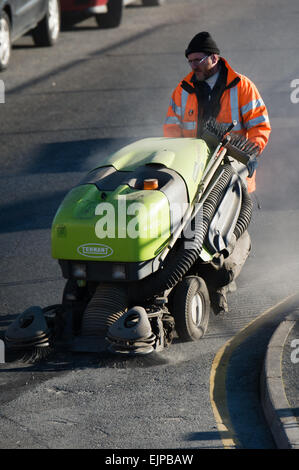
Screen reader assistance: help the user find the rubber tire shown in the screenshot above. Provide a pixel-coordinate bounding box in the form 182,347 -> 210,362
32,0 -> 60,47
95,0 -> 123,29
0,11 -> 11,71
172,276 -> 210,342
142,0 -> 165,5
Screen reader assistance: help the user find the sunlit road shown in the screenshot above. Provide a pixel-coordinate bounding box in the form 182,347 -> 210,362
0,0 -> 298,449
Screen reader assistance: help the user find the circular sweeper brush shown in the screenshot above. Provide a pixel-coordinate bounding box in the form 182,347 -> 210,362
106,306 -> 156,355
5,305 -> 64,361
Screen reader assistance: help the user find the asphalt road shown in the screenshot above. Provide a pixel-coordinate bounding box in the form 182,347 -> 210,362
0,0 -> 299,450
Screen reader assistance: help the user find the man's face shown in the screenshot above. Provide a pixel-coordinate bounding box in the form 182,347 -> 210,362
187,53 -> 218,81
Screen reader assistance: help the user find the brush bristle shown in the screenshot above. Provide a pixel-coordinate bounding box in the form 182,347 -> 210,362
20,346 -> 54,363
203,118 -> 260,158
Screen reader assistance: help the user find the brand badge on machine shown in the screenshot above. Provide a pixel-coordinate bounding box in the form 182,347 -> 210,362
77,243 -> 113,258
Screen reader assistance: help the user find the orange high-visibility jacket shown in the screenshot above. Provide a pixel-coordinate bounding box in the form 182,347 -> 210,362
163,58 -> 271,192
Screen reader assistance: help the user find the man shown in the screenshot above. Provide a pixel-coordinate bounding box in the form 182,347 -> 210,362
164,32 -> 271,314
164,31 -> 271,193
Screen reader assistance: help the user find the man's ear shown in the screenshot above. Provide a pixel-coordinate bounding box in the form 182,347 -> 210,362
211,54 -> 219,64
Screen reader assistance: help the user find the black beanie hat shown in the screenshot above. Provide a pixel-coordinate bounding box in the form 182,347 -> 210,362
185,31 -> 220,57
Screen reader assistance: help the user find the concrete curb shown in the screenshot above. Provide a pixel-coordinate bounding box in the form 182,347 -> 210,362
261,308 -> 299,449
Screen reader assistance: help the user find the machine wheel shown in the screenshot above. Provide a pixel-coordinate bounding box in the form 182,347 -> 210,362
32,0 -> 60,46
95,0 -> 123,29
0,11 -> 11,71
172,276 -> 210,342
142,0 -> 165,5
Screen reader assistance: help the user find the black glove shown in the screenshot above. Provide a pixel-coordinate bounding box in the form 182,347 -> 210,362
247,156 -> 258,178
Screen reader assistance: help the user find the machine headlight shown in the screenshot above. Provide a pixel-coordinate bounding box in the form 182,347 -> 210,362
72,263 -> 87,279
112,264 -> 126,280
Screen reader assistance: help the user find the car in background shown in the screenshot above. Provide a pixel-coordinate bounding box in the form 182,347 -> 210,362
0,0 -> 60,71
60,0 -> 165,29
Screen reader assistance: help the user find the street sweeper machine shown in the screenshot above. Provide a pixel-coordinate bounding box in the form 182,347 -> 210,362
5,119 -> 258,358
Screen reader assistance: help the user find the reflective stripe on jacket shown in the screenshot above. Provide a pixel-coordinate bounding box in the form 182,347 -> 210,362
163,58 -> 271,193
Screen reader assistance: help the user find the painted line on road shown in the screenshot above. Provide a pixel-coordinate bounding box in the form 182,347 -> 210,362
209,292 -> 299,449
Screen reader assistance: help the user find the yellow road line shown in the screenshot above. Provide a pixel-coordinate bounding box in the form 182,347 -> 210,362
210,341 -> 239,448
209,292 -> 299,449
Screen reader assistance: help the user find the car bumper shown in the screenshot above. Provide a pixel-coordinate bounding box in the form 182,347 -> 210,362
60,0 -> 107,13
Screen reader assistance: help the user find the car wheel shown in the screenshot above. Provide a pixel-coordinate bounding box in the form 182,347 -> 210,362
95,0 -> 123,29
32,0 -> 60,47
0,11 -> 11,71
142,0 -> 166,6
172,276 -> 210,342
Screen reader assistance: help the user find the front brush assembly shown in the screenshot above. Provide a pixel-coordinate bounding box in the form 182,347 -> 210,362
202,118 -> 260,165
106,306 -> 157,355
5,305 -> 64,361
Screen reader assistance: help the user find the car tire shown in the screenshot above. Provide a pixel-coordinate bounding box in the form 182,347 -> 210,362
0,11 -> 11,71
95,0 -> 123,29
32,0 -> 60,47
172,276 -> 210,342
142,0 -> 166,6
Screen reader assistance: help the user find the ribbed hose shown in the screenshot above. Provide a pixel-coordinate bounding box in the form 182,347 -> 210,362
233,180 -> 253,240
81,283 -> 128,336
131,164 -> 235,302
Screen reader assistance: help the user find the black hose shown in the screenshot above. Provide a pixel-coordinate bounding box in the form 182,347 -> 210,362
198,178 -> 253,289
81,283 -> 128,336
131,164 -> 234,302
233,180 -> 253,240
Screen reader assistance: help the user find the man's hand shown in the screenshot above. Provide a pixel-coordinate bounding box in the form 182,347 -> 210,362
247,156 -> 258,177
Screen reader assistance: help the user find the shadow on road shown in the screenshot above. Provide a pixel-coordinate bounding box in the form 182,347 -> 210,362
27,138 -> 133,174
0,137 -> 133,233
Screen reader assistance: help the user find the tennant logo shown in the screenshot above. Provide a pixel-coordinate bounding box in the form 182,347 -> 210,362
77,243 -> 113,258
